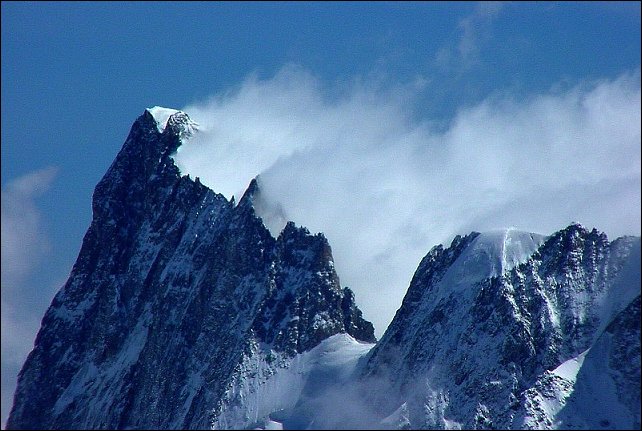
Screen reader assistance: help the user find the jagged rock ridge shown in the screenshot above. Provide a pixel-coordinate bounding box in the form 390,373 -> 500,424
7,109 -> 375,430
362,224 -> 641,429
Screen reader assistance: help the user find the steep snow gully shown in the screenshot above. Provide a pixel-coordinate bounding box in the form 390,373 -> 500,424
7,108 -> 640,430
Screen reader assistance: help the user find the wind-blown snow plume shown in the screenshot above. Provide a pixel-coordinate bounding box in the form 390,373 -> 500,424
174,65 -> 641,336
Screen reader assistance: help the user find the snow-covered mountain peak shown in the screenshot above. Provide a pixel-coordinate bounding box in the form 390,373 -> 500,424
146,106 -> 198,138
165,111 -> 198,139
434,228 -> 545,298
7,107 -> 375,430
146,106 -> 179,132
451,228 -> 545,279
363,223 -> 640,430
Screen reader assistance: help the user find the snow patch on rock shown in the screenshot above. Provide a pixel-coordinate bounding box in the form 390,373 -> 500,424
147,106 -> 179,132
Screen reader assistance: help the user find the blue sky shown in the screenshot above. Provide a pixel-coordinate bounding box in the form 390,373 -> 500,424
1,2 -> 640,427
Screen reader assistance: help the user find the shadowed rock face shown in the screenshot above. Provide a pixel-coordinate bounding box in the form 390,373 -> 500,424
6,110 -> 374,430
363,224 -> 640,430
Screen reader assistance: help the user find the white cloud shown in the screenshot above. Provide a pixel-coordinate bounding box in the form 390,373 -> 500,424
1,166 -> 58,429
175,66 -> 641,338
1,167 -> 57,284
436,2 -> 504,71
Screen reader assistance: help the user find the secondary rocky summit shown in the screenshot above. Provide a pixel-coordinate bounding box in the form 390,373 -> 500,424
362,225 -> 640,429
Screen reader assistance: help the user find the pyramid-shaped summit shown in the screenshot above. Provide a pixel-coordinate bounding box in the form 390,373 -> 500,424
7,109 -> 375,430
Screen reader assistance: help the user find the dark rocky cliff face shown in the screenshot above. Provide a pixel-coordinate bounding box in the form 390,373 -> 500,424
7,110 -> 374,430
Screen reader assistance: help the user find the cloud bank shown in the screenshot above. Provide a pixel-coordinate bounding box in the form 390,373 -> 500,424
175,66 -> 641,337
1,167 -> 58,428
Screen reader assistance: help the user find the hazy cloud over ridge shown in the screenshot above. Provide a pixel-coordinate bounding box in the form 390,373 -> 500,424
1,167 -> 58,428
175,66 -> 641,336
